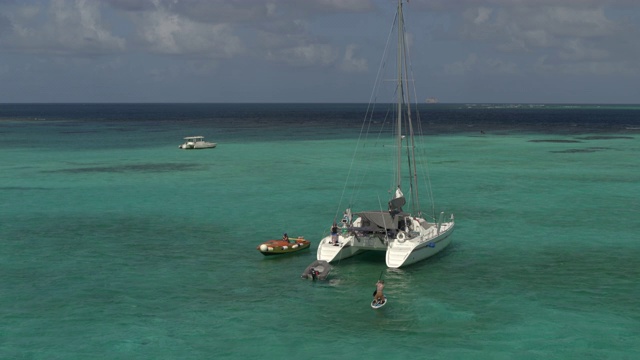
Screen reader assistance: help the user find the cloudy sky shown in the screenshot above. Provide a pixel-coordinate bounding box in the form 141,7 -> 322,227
1,0 -> 639,103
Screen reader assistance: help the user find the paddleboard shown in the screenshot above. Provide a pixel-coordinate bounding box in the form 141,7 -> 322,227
371,296 -> 387,309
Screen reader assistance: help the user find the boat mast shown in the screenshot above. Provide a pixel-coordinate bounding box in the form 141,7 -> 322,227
395,0 -> 421,215
395,0 -> 404,190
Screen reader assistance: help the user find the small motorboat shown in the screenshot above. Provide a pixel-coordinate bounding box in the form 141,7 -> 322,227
257,236 -> 310,256
301,260 -> 331,281
179,136 -> 217,149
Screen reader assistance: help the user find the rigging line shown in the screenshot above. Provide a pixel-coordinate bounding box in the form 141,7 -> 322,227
334,10 -> 399,221
412,112 -> 436,218
402,7 -> 437,219
349,100 -> 389,208
400,5 -> 422,216
385,99 -> 398,197
395,0 -> 404,191
377,194 -> 389,244
352,101 -> 395,209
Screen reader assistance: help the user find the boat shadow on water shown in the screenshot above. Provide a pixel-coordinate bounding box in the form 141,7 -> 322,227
258,250 -> 314,262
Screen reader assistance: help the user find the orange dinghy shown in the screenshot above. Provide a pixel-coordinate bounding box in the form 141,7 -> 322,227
257,237 -> 311,256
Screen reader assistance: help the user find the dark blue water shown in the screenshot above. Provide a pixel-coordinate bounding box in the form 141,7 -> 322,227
2,103 -> 639,135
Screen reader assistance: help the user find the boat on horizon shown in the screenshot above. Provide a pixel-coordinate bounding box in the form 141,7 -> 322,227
316,0 -> 455,269
178,136 -> 217,149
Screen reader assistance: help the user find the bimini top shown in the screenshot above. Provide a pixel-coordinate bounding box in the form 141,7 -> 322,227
184,136 -> 206,140
355,210 -> 408,231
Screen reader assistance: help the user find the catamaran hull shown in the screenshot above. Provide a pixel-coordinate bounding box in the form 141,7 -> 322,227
316,221 -> 454,268
316,235 -> 368,263
385,225 -> 454,268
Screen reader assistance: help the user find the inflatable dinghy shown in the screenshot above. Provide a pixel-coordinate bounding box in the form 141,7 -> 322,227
301,260 -> 331,280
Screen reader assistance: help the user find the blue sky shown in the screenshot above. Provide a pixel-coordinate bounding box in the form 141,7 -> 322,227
1,0 -> 639,103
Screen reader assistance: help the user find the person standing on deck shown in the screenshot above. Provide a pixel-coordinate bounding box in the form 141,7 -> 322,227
331,223 -> 339,245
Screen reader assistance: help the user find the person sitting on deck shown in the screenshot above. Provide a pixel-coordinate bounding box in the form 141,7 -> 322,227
282,233 -> 289,242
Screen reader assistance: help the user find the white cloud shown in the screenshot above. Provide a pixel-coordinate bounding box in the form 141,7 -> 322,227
267,43 -> 337,67
1,0 -> 364,69
1,0 -> 638,103
1,0 -> 125,56
134,5 -> 243,57
474,7 -> 492,24
52,0 -> 125,52
455,3 -> 639,75
485,57 -> 518,74
339,44 -> 368,72
559,38 -> 609,61
445,53 -> 477,75
535,55 -> 635,76
445,53 -> 517,75
308,0 -> 373,12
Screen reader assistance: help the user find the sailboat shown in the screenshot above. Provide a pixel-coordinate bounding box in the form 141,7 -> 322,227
316,0 -> 455,269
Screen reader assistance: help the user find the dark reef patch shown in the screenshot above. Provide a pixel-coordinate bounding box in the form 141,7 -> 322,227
550,147 -> 611,154
45,163 -> 206,174
529,139 -> 582,143
575,136 -> 634,140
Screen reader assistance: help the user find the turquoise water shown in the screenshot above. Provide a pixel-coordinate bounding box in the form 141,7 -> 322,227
1,105 -> 639,359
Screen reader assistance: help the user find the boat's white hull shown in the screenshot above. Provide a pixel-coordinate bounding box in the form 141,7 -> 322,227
385,222 -> 454,268
317,216 -> 454,268
179,142 -> 217,149
316,233 -> 385,263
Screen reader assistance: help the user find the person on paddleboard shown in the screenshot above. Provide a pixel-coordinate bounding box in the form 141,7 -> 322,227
373,280 -> 385,304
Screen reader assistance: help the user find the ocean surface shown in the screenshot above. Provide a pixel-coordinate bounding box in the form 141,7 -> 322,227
1,103 -> 639,359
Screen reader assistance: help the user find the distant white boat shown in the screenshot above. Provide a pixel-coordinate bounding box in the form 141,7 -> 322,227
178,136 -> 217,149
